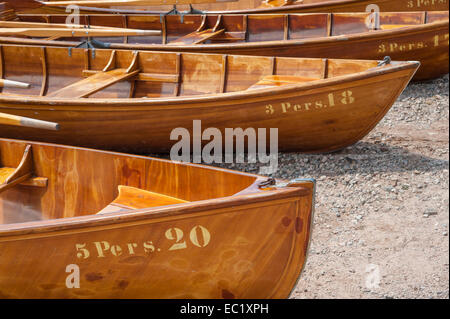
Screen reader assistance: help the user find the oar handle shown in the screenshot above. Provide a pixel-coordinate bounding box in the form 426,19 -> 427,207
0,112 -> 60,131
0,79 -> 30,88
20,117 -> 60,131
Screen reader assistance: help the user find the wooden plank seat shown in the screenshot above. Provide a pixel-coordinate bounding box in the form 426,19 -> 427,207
82,70 -> 179,83
169,14 -> 226,46
247,75 -> 320,90
0,145 -> 47,194
48,50 -> 140,98
168,28 -> 225,45
208,31 -> 246,43
48,68 -> 139,98
97,185 -> 189,214
81,51 -> 181,96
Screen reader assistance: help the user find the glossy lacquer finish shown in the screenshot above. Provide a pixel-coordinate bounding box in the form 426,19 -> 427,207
8,0 -> 450,14
0,45 -> 418,153
0,138 -> 315,298
6,10 -> 448,80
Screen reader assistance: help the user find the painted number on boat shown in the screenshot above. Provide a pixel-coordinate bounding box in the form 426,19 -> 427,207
434,34 -> 450,47
265,90 -> 354,115
165,225 -> 211,251
406,0 -> 448,8
378,33 -> 449,54
74,225 -> 211,259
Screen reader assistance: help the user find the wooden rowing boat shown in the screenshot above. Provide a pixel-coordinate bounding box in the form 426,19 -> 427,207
3,10 -> 447,80
0,44 -> 418,153
0,138 -> 315,298
8,0 -> 450,14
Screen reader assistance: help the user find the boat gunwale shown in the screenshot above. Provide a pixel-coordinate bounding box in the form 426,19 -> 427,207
0,56 -> 420,107
0,186 -> 308,239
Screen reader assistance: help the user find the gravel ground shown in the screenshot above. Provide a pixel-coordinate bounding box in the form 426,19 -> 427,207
214,74 -> 450,299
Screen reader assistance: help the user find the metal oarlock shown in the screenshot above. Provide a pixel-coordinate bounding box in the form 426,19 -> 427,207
160,4 -> 205,23
377,56 -> 392,66
69,39 -> 111,59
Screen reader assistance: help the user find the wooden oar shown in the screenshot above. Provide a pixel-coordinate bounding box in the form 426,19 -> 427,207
43,0 -> 237,7
0,79 -> 30,89
0,20 -> 130,30
0,27 -> 161,37
0,112 -> 60,130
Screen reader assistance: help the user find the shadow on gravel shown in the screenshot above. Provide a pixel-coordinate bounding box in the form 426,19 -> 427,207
399,75 -> 449,99
149,141 -> 448,178
274,141 -> 449,178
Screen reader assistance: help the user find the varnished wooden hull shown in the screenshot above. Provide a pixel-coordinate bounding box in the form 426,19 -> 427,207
0,138 -> 315,298
0,50 -> 418,153
10,0 -> 450,14
6,11 -> 448,81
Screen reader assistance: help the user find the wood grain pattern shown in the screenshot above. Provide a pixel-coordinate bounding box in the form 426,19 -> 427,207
0,138 -> 315,298
4,11 -> 447,80
0,44 -> 418,153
